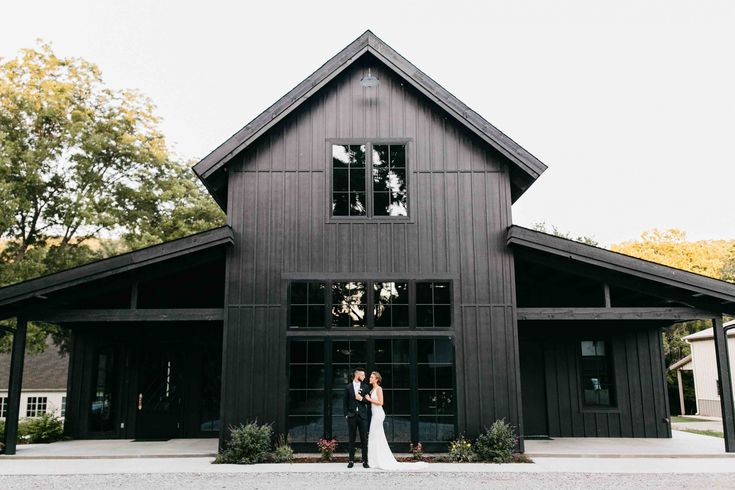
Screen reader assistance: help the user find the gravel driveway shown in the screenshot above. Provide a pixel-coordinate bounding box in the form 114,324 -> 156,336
2,472 -> 735,489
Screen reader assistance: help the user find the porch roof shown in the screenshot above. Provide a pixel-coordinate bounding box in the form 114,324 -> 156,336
507,225 -> 735,316
0,226 -> 233,319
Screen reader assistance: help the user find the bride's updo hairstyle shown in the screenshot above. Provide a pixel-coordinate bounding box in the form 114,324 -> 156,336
371,371 -> 382,385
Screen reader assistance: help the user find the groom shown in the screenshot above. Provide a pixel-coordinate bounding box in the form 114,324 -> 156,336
343,367 -> 370,468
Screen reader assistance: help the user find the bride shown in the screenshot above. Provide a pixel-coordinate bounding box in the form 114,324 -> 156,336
363,371 -> 429,470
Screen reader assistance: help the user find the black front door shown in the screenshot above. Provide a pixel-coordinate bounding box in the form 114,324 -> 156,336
520,338 -> 549,437
135,347 -> 183,439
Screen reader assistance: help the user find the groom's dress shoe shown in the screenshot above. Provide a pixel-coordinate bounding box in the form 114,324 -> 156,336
347,461 -> 354,468
363,462 -> 370,468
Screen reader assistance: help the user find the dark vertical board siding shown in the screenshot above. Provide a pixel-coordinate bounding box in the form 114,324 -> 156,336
221,60 -> 517,440
520,323 -> 670,438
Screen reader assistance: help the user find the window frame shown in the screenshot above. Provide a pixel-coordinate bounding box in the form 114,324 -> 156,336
326,139 -> 413,222
577,339 -> 619,412
286,278 -> 453,332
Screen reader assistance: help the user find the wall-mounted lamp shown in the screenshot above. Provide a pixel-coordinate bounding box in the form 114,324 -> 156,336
360,68 -> 379,88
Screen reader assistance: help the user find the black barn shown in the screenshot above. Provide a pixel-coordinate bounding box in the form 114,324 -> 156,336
1,31 -> 734,454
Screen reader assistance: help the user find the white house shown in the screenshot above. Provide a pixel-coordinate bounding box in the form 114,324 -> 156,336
0,337 -> 68,421
682,320 -> 735,417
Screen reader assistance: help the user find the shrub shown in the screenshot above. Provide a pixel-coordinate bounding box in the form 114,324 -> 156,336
475,419 -> 517,463
218,421 -> 273,464
272,434 -> 294,463
409,442 -> 424,461
24,413 -> 65,444
448,434 -> 475,462
316,437 -> 337,461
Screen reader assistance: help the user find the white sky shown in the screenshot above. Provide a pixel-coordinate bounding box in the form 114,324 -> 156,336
2,0 -> 733,246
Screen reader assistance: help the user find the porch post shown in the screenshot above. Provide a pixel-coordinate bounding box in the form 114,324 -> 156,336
3,316 -> 28,455
712,316 -> 735,452
676,369 -> 686,416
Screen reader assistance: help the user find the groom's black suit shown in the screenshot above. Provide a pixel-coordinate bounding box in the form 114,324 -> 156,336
343,381 -> 371,463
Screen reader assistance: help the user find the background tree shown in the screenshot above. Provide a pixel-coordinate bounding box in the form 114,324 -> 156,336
0,42 -> 224,353
531,221 -> 599,246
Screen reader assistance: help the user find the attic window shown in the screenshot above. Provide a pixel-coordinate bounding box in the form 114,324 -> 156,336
331,142 -> 408,218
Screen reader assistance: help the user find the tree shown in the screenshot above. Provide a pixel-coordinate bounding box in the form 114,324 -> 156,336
531,222 -> 599,247
611,229 -> 732,279
0,42 -> 224,353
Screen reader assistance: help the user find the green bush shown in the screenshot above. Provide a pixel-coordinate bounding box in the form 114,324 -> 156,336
448,434 -> 475,462
272,434 -> 294,463
24,413 -> 65,443
217,421 -> 273,464
475,419 -> 517,463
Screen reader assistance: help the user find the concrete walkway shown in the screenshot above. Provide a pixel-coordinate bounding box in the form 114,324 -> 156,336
1,438 -> 218,459
526,430 -> 730,458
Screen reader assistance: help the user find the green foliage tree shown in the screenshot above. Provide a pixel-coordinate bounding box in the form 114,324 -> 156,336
531,222 -> 599,246
0,42 -> 224,353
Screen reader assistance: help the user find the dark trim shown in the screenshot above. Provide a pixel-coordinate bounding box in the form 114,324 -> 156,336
0,226 -> 234,311
712,317 -> 735,452
508,225 -> 735,310
2,317 -> 27,455
26,308 -> 225,323
192,30 -> 546,205
517,307 -> 716,321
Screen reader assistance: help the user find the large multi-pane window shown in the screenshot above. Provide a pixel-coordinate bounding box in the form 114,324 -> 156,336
416,282 -> 452,328
329,340 -> 367,442
331,282 -> 367,328
372,144 -> 407,216
288,340 -> 326,443
287,280 -> 451,330
374,339 -> 411,442
374,282 -> 409,328
579,340 -> 616,407
26,396 -> 48,417
331,143 -> 408,218
289,282 -> 326,329
332,144 -> 366,216
417,338 -> 455,442
286,337 -> 455,450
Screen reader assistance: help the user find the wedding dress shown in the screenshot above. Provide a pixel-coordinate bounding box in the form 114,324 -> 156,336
367,388 -> 429,471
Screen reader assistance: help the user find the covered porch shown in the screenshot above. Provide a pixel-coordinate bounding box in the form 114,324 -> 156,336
0,226 -> 233,455
508,226 -> 735,453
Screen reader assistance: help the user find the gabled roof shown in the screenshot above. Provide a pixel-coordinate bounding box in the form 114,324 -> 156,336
192,30 -> 548,208
508,225 -> 735,314
0,337 -> 68,390
0,226 -> 233,314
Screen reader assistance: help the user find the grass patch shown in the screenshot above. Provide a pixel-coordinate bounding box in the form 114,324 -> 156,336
671,416 -> 709,423
682,428 -> 724,438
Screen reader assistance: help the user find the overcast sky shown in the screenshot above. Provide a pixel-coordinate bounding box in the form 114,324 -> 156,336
2,1 -> 733,246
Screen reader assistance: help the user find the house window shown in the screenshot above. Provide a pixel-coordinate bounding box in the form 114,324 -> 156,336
580,340 -> 616,407
61,396 -> 67,417
331,142 -> 408,218
288,280 -> 452,330
0,396 -> 7,418
331,282 -> 367,328
374,282 -> 409,328
372,144 -> 407,216
289,282 -> 326,329
416,282 -> 452,328
26,396 -> 48,417
332,144 -> 366,216
287,339 -> 326,443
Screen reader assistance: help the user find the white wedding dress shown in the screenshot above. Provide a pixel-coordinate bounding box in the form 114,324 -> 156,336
367,388 -> 429,471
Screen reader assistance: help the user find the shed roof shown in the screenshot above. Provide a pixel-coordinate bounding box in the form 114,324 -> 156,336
683,321 -> 735,342
508,225 -> 735,315
0,337 -> 68,391
0,226 -> 233,318
669,354 -> 693,371
192,30 -> 547,208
